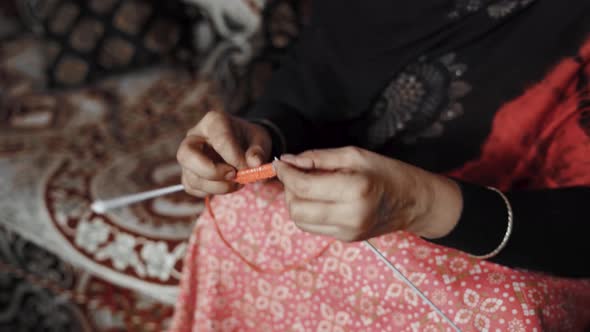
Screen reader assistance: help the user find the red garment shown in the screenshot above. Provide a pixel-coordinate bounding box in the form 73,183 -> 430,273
169,41 -> 590,331
169,183 -> 590,332
449,40 -> 590,190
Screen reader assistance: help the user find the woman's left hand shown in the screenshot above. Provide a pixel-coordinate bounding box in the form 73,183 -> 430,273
273,147 -> 463,242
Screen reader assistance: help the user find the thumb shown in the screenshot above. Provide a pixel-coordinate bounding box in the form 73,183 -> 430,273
245,125 -> 272,167
245,128 -> 271,168
245,145 -> 265,167
281,147 -> 360,171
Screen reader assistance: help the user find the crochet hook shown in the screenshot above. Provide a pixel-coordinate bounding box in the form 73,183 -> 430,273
90,160 -> 278,213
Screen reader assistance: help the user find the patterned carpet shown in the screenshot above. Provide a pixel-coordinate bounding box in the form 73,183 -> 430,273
0,38 -> 208,331
0,0 -> 270,329
0,0 -> 309,329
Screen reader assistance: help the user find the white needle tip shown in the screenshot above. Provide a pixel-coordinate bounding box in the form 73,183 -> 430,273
91,201 -> 106,214
89,184 -> 185,213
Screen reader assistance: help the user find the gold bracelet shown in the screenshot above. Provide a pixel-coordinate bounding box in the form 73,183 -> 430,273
470,186 -> 513,260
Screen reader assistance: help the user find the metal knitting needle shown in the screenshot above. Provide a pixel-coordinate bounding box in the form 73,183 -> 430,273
363,240 -> 461,331
91,158 -> 280,214
91,184 -> 185,213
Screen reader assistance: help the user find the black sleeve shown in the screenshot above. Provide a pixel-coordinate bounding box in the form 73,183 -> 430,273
429,182 -> 590,278
243,1 -> 447,153
244,24 -> 357,154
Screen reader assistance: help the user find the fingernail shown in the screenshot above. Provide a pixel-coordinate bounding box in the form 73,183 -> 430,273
295,157 -> 313,169
251,155 -> 262,167
281,154 -> 312,169
280,154 -> 296,164
225,170 -> 236,180
272,159 -> 280,173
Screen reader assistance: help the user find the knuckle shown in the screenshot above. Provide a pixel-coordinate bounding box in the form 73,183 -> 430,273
284,191 -> 293,205
305,149 -> 321,159
204,112 -> 230,135
354,205 -> 374,228
185,188 -> 200,197
344,146 -> 362,159
182,173 -> 201,191
176,142 -> 192,165
176,147 -> 186,165
288,203 -> 308,224
290,205 -> 303,222
336,147 -> 356,165
181,176 -> 197,195
219,181 -> 233,193
186,123 -> 200,137
293,221 -> 309,233
339,231 -> 360,243
212,133 -> 232,149
211,130 -> 237,152
356,177 -> 373,197
293,178 -> 311,196
204,110 -> 222,122
288,203 -> 299,220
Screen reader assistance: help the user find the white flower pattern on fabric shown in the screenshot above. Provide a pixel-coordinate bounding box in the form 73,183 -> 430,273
168,182 -> 590,332
266,212 -> 298,254
322,242 -> 361,280
508,318 -> 527,332
75,217 -> 109,252
317,303 -> 350,332
454,288 -> 503,330
384,272 -> 426,307
254,279 -> 290,321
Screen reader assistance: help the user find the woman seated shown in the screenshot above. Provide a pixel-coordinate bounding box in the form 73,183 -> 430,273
171,1 -> 590,331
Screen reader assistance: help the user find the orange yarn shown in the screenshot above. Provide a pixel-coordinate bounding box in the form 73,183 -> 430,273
205,195 -> 335,275
234,162 -> 276,184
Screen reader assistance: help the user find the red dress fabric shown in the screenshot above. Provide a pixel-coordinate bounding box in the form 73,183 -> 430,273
448,40 -> 590,191
168,41 -> 590,331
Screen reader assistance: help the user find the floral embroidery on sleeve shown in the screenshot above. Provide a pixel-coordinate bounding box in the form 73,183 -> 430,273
365,53 -> 471,147
449,0 -> 537,19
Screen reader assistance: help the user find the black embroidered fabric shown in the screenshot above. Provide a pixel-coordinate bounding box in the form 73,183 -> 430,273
366,54 -> 472,147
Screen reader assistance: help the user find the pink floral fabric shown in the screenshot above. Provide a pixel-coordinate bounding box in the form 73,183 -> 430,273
169,182 -> 590,332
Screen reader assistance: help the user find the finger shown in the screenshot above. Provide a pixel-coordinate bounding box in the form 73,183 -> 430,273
284,189 -> 295,206
177,135 -> 236,180
245,145 -> 265,168
182,186 -> 208,198
294,223 -> 360,242
292,222 -> 342,237
182,169 -> 237,195
246,124 -> 272,167
200,113 -> 247,169
180,172 -> 208,197
274,160 -> 369,201
286,194 -> 350,226
280,146 -> 366,171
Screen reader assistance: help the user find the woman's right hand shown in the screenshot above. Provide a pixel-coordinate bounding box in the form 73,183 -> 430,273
177,111 -> 272,197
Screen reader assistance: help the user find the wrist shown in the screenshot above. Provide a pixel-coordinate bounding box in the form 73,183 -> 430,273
249,119 -> 286,158
411,172 -> 463,239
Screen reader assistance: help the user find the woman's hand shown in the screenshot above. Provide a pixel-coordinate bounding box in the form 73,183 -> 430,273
177,111 -> 272,197
273,147 -> 463,241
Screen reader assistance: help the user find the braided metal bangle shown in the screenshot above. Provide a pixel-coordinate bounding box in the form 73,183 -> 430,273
470,186 -> 513,260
